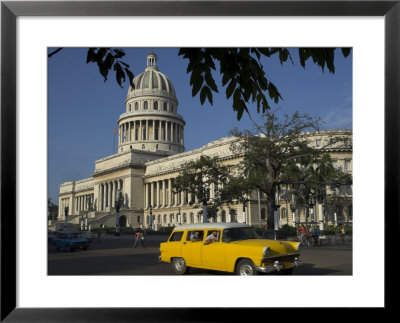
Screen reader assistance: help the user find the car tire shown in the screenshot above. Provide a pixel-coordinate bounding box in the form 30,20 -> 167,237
236,259 -> 258,276
172,257 -> 189,275
307,238 -> 314,247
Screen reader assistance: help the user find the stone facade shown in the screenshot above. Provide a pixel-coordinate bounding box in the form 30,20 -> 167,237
58,53 -> 352,230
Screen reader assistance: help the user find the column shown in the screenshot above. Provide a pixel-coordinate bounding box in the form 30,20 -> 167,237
139,120 -> 143,140
133,121 -> 136,141
150,182 -> 154,208
168,179 -> 172,207
156,181 -> 160,207
146,120 -> 149,140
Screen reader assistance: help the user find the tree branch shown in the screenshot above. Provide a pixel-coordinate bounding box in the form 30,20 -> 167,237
48,48 -> 64,58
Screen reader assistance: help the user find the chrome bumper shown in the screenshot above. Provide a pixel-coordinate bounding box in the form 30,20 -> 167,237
256,257 -> 302,273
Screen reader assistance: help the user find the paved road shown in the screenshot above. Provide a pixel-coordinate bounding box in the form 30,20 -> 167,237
48,235 -> 352,275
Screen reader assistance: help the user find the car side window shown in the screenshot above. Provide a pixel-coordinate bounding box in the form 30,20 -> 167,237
206,230 -> 220,242
186,230 -> 204,241
169,231 -> 183,242
222,229 -> 233,243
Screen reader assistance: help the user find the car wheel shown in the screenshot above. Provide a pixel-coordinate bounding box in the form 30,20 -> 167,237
172,257 -> 189,275
307,238 -> 314,247
236,259 -> 258,276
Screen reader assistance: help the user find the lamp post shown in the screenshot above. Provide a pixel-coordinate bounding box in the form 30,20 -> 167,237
64,206 -> 69,232
308,193 -> 315,223
290,194 -> 297,228
317,188 -> 325,231
273,187 -> 280,231
242,202 -> 247,224
149,206 -> 153,230
114,190 -> 124,236
202,187 -> 209,223
178,206 -> 181,225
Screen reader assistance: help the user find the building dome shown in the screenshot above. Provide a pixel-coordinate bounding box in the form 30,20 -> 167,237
126,53 -> 176,100
118,52 -> 185,156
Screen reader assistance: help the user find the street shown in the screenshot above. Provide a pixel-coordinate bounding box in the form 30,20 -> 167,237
48,235 -> 352,275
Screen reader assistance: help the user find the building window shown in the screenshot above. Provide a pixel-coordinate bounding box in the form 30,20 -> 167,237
142,144 -> 145,149
137,216 -> 141,223
345,160 -> 351,171
128,104 -> 132,112
154,101 -> 158,110
316,139 -> 321,147
144,101 -> 148,110
156,144 -> 159,150
163,102 -> 167,111
261,208 -> 266,220
135,102 -> 139,110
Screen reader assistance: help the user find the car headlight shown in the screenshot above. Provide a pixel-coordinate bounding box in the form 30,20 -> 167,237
263,246 -> 270,256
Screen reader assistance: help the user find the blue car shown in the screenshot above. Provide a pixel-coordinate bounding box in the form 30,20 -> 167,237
52,233 -> 90,251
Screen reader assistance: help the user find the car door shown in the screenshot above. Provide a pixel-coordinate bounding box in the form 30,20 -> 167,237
181,230 -> 204,267
201,230 -> 226,271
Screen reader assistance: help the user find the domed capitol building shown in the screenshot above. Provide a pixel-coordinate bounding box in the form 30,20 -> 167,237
57,53 -> 352,231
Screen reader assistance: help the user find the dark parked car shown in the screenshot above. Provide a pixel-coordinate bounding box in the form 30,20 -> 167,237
52,232 -> 89,251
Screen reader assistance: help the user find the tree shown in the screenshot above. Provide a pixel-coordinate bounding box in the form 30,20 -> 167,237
48,47 -> 135,88
47,198 -> 58,221
48,47 -> 351,120
172,155 -> 250,221
229,111 -> 352,229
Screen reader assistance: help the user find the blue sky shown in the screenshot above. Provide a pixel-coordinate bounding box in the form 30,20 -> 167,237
48,47 -> 352,204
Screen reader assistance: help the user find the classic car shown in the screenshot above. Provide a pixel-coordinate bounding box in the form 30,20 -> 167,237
52,232 -> 90,251
159,223 -> 301,275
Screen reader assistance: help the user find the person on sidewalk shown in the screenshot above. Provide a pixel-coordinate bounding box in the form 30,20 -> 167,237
133,230 -> 143,248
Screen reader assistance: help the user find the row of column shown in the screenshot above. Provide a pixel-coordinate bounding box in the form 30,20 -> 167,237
119,119 -> 183,145
59,197 -> 70,217
144,209 -> 237,227
144,180 -> 220,209
74,193 -> 94,212
98,179 -> 123,211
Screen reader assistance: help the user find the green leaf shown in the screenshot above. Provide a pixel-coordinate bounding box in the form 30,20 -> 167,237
125,68 -> 135,88
200,86 -> 213,105
191,73 -> 204,97
204,69 -> 218,92
341,48 -> 351,57
86,48 -> 96,63
226,79 -> 236,99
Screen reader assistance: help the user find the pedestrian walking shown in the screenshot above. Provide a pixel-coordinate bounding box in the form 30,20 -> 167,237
133,230 -> 143,248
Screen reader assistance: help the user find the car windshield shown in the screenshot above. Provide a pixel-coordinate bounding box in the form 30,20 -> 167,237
222,227 -> 260,242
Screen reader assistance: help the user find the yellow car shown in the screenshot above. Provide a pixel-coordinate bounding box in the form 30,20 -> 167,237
159,223 -> 302,275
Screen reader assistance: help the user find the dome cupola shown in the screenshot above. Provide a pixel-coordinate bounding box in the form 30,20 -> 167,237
117,52 -> 185,155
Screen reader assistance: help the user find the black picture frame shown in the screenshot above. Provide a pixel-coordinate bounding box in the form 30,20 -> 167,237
1,0 -> 397,321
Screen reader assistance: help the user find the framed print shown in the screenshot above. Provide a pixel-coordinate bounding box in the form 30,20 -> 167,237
1,0 -> 398,321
